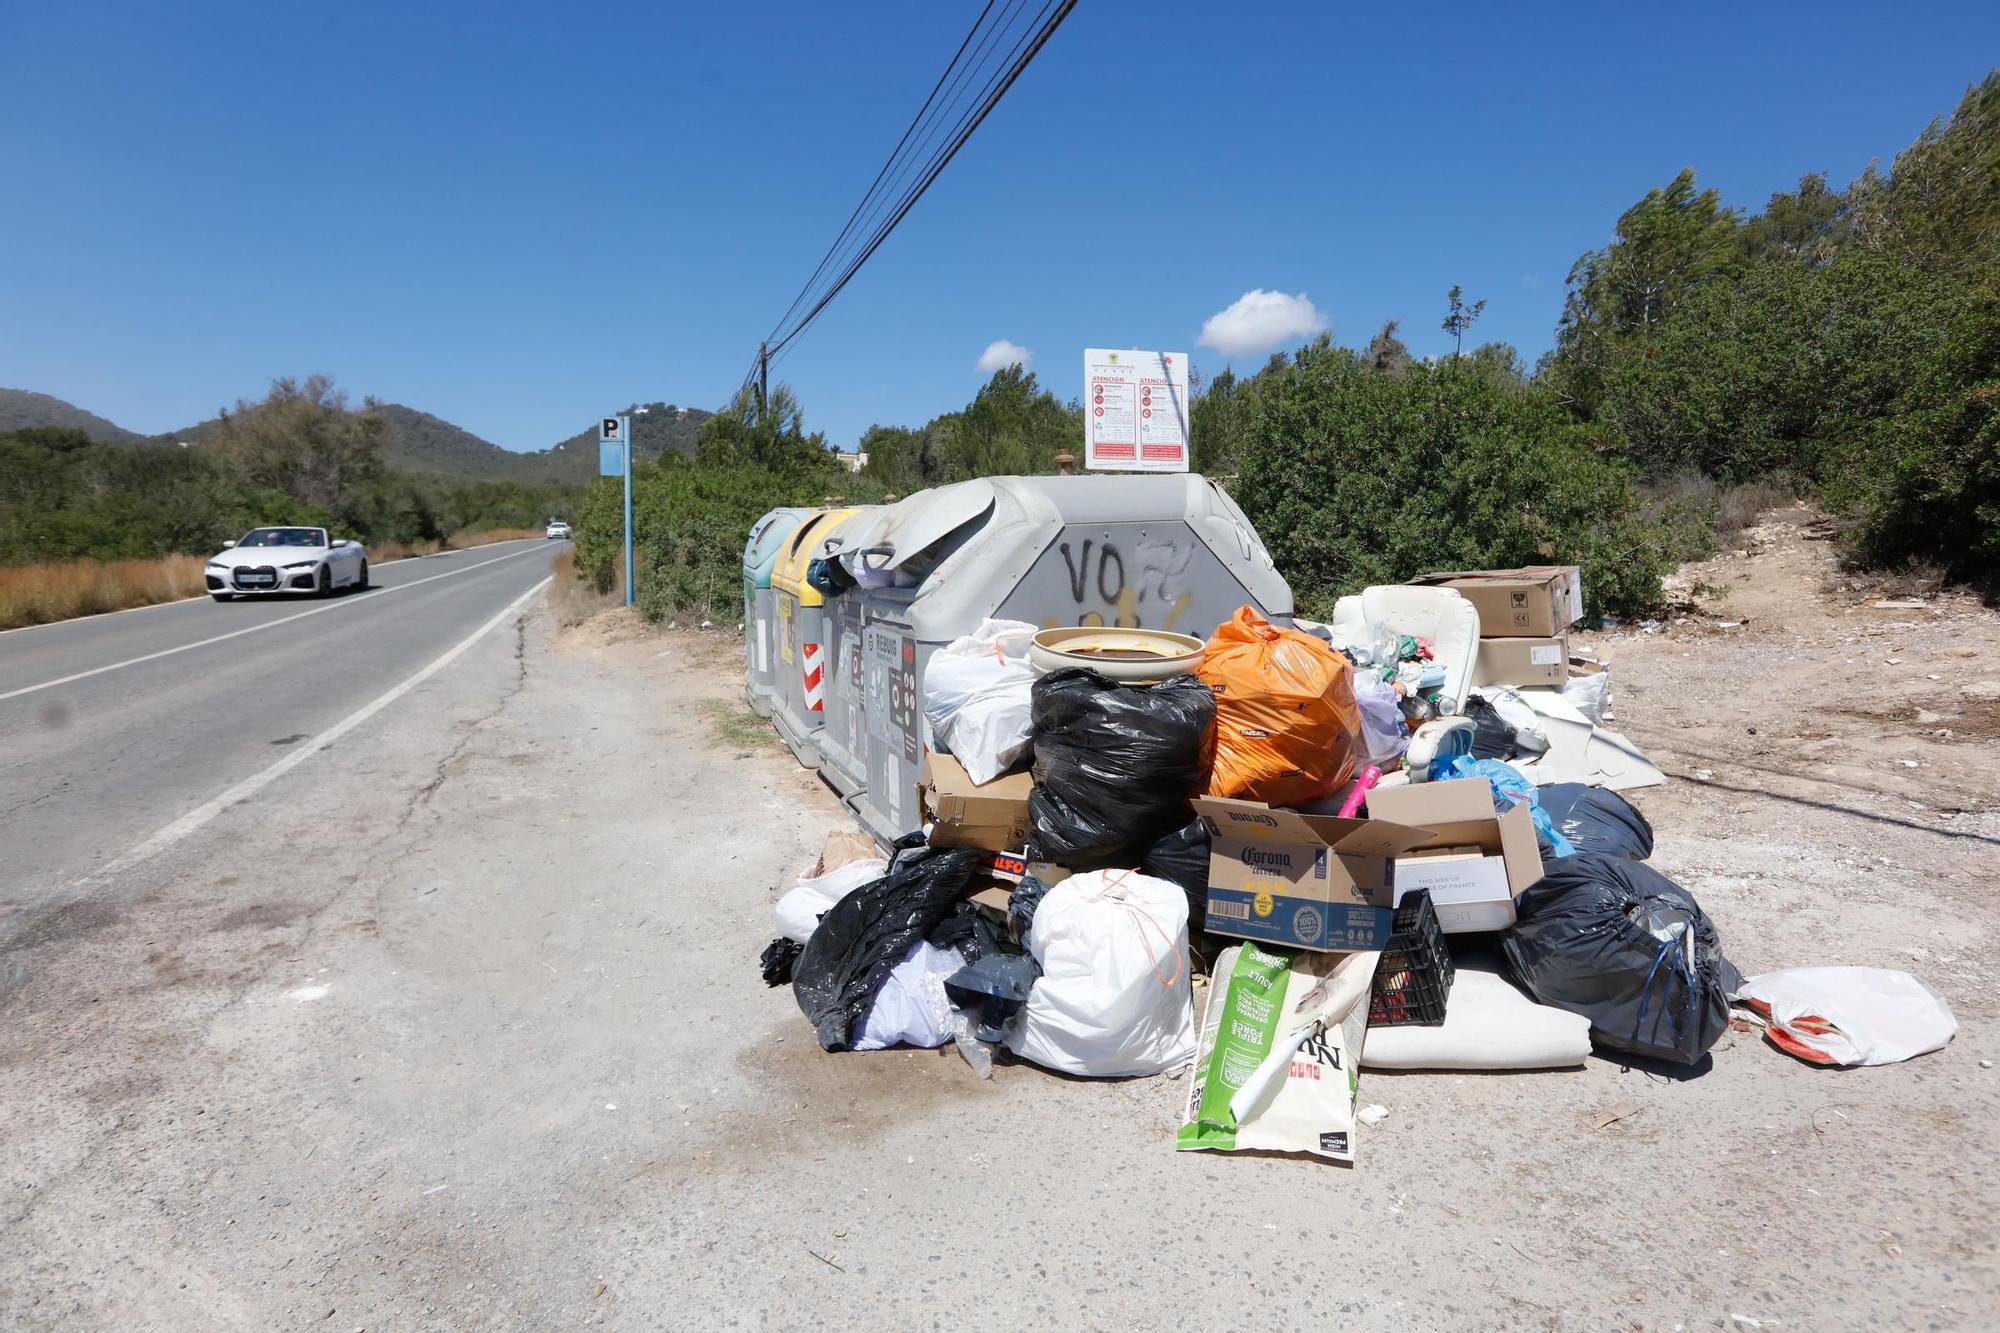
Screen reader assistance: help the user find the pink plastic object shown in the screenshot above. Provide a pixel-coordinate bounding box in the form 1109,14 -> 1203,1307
1337,765 -> 1383,818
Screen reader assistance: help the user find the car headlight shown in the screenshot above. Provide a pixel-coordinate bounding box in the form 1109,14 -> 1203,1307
206,562 -> 226,571
282,560 -> 318,570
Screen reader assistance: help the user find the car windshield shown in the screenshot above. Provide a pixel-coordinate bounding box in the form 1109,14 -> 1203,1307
236,527 -> 324,548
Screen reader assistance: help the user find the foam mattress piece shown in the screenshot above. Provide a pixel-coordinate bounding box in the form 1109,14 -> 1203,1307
1364,968 -> 1592,1070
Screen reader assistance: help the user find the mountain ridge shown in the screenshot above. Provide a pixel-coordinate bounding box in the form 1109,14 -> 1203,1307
1,386 -> 711,483
0,388 -> 145,444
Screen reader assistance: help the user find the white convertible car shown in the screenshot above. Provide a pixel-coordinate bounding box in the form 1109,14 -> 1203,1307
205,526 -> 369,601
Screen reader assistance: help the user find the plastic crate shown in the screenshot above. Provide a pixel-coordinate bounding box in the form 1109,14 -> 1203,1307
1368,889 -> 1455,1027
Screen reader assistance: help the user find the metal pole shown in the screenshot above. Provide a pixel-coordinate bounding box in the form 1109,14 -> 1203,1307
622,423 -> 634,608
757,343 -> 769,421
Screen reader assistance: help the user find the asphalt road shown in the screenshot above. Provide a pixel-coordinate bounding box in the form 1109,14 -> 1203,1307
0,538 -> 565,900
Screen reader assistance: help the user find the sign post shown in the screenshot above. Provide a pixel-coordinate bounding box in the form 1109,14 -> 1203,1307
599,415 -> 634,606
1082,348 -> 1190,473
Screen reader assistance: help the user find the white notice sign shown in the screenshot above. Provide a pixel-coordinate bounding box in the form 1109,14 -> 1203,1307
1083,348 -> 1189,472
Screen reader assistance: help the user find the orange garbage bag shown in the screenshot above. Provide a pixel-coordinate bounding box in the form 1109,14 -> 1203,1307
1197,606 -> 1362,806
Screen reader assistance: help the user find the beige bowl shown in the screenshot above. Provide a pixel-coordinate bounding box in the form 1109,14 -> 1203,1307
1027,627 -> 1207,682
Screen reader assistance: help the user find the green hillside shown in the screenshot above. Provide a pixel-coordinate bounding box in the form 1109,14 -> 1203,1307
0,388 -> 143,444
139,397 -> 712,484
527,402 -> 711,483
372,403 -> 535,479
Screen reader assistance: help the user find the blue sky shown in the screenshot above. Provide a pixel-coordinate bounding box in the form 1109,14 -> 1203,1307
4,2 -> 1995,452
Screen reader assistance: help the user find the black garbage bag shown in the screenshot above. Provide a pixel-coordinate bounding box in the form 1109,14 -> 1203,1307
1502,854 -> 1742,1065
1008,874 -> 1056,938
760,937 -> 803,987
1536,783 -> 1655,860
805,555 -> 854,598
1027,669 -> 1215,867
792,833 -> 981,1052
945,952 -> 1043,1043
926,899 -> 1011,965
1463,695 -> 1521,761
1141,817 -> 1211,922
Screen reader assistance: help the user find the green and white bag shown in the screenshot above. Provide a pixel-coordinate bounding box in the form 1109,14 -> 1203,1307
1177,944 -> 1378,1164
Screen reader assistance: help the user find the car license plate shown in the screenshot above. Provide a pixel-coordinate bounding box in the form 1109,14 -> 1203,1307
237,573 -> 274,586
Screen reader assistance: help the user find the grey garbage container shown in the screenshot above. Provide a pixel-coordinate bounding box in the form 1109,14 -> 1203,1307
816,475 -> 1293,844
813,506 -> 891,798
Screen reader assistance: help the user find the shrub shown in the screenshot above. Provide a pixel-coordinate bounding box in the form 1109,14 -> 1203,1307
1236,344 -> 1673,619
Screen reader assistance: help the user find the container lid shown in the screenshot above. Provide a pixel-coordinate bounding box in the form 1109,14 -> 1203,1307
743,507 -> 811,583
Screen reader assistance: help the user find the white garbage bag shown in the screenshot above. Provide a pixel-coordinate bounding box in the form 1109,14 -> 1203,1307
774,857 -> 888,945
922,619 -> 1038,784
855,941 -> 964,1050
1005,869 -> 1195,1077
1562,669 -> 1611,725
1363,969 -> 1591,1071
1733,967 -> 1956,1067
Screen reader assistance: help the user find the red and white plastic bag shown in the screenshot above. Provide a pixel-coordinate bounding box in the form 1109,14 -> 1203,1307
1733,967 -> 1956,1067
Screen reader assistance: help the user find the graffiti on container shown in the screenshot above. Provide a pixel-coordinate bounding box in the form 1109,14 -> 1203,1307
1048,537 -> 1196,630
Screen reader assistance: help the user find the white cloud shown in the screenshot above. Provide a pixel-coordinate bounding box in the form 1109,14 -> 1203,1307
976,339 -> 1033,373
1196,289 -> 1329,357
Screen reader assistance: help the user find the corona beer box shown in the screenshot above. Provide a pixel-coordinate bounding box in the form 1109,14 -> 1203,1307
1193,796 -> 1435,951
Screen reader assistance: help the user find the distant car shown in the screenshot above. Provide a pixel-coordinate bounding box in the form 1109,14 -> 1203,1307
205,526 -> 368,601
546,520 -> 572,540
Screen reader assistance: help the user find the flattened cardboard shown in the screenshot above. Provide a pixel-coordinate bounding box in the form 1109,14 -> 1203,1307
1194,795 -> 1435,951
1472,635 -> 1570,687
1409,566 -> 1580,638
918,753 -> 1033,852
1367,778 -> 1546,933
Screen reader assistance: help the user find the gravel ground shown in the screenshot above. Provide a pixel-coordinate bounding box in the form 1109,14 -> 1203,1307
2,526 -> 1995,1331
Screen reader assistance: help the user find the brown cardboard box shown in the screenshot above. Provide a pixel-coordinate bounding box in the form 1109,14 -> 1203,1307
1193,796 -> 1435,951
1408,565 -> 1582,637
1471,635 -> 1569,687
918,754 -> 1033,852
1364,778 -> 1545,933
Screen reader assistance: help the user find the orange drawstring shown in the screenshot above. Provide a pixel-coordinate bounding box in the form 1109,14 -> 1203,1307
1089,869 -> 1186,989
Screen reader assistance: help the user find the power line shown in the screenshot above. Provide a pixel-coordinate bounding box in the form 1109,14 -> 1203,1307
744,0 -> 1076,400
789,0 -> 1032,329
766,0 -> 1072,360
759,0 -> 1005,351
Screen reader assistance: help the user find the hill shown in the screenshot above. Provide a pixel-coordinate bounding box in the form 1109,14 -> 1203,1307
7,386 -> 714,484
529,402 -> 712,483
0,388 -> 143,443
372,403 -> 532,479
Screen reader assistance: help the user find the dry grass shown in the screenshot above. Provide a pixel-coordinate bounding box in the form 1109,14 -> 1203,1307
0,528 -> 552,631
0,555 -> 212,630
1642,472 -> 1804,548
546,548 -> 622,626
369,538 -> 443,561
447,527 -> 545,549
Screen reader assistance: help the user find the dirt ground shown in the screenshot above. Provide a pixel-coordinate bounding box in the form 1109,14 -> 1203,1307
3,509 -> 1994,1331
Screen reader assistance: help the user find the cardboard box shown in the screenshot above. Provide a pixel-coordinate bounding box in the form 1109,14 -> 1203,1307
1365,778 -> 1545,933
1472,635 -> 1569,687
1409,566 -> 1582,637
918,754 -> 1033,852
1193,796 -> 1435,951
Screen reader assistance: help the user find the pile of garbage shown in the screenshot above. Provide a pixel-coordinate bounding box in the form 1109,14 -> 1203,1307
760,566 -> 1958,1167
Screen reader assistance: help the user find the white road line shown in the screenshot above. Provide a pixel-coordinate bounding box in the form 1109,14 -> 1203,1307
0,538 -> 556,639
0,542 -> 553,702
80,575 -> 552,886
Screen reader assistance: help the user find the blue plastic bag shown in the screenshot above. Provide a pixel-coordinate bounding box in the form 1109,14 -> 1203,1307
1435,755 -> 1577,858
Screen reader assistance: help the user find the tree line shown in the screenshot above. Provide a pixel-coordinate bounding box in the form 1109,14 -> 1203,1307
0,375 -> 582,565
577,72 -> 2000,621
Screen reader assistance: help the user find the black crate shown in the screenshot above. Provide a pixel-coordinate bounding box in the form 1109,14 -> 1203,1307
1368,889 -> 1455,1027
